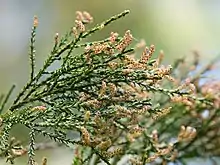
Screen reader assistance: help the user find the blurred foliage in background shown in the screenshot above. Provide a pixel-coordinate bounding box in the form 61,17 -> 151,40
0,0 -> 220,164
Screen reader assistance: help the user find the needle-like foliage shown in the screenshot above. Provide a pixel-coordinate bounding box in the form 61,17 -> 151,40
0,10 -> 219,165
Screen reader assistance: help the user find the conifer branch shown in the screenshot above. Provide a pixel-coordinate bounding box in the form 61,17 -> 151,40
0,10 -> 220,165
29,16 -> 38,81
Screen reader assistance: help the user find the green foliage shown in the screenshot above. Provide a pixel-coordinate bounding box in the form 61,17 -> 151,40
0,10 -> 220,165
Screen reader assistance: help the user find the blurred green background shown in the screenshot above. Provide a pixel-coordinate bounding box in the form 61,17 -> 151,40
0,0 -> 220,164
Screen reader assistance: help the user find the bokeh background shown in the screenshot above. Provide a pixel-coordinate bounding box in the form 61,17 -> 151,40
0,0 -> 220,164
